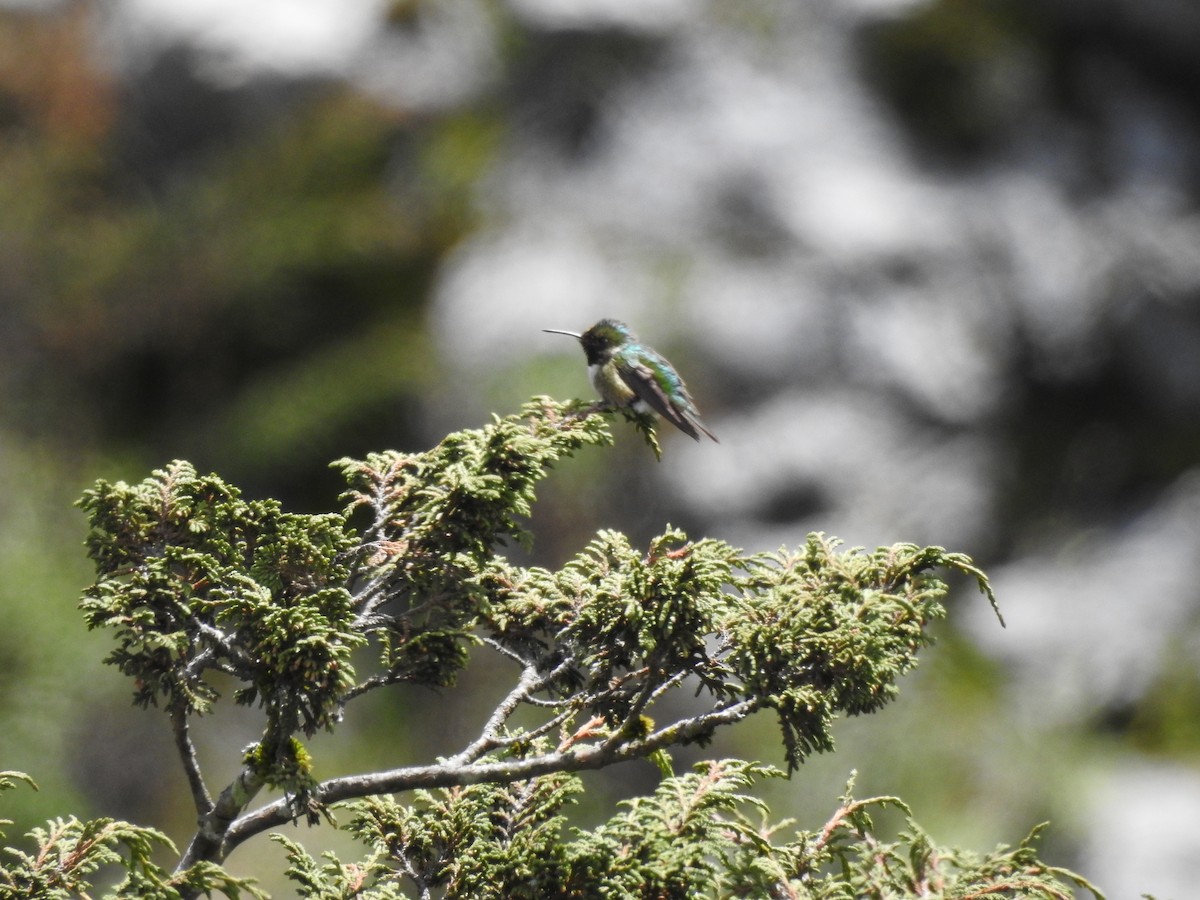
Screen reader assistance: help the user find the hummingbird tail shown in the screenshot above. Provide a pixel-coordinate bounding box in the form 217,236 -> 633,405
692,418 -> 719,443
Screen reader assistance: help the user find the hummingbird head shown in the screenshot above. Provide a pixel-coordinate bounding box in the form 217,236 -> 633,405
543,319 -> 635,365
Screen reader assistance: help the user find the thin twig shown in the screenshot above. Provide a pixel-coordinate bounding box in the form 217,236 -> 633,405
447,655 -> 576,767
170,703 -> 212,816
649,668 -> 690,702
480,636 -> 534,668
521,694 -> 575,709
194,622 -> 256,672
341,670 -> 404,705
489,707 -> 577,748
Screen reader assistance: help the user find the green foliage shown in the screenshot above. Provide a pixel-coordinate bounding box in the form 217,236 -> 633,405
483,528 -> 997,772
0,772 -> 262,900
560,759 -> 774,897
78,460 -> 359,736
730,537 -> 1002,767
332,397 -> 611,689
0,772 -> 35,834
322,770 -> 583,900
286,761 -> 1100,899
337,397 -> 612,557
625,408 -> 664,460
777,772 -> 1103,899
273,833 -> 405,900
61,397 -> 1097,897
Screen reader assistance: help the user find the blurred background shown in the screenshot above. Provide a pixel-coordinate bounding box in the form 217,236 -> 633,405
2,0 -> 1199,895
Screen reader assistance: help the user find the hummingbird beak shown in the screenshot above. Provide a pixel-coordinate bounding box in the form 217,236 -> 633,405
542,328 -> 582,341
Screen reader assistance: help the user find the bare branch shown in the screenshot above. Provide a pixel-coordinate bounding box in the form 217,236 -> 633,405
396,851 -> 433,900
448,655 -> 578,767
221,697 -> 761,859
348,562 -> 398,621
194,621 -> 257,673
522,694 -> 574,709
491,707 -> 577,748
480,636 -> 534,668
170,702 -> 212,816
341,670 -> 403,705
182,647 -> 215,681
649,668 -> 690,703
179,760 -> 268,876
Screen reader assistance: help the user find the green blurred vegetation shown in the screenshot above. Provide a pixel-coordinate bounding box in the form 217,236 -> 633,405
0,7 -> 500,495
0,5 -> 495,853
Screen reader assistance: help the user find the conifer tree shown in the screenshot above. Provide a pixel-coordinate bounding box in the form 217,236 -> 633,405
0,399 -> 1100,898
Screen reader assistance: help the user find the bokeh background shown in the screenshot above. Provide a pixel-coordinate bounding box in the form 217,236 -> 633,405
3,0 -> 1200,895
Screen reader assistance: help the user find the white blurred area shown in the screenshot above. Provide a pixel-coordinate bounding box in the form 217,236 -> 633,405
96,0 -> 390,77
42,0 -> 1200,894
434,3 -> 1200,887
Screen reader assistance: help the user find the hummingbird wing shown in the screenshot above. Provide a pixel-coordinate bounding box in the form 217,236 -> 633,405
615,350 -> 719,443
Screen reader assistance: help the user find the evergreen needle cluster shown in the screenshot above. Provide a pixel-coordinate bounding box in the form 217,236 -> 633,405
0,398 -> 1097,898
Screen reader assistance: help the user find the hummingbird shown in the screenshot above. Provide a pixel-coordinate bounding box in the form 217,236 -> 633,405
543,319 -> 718,442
